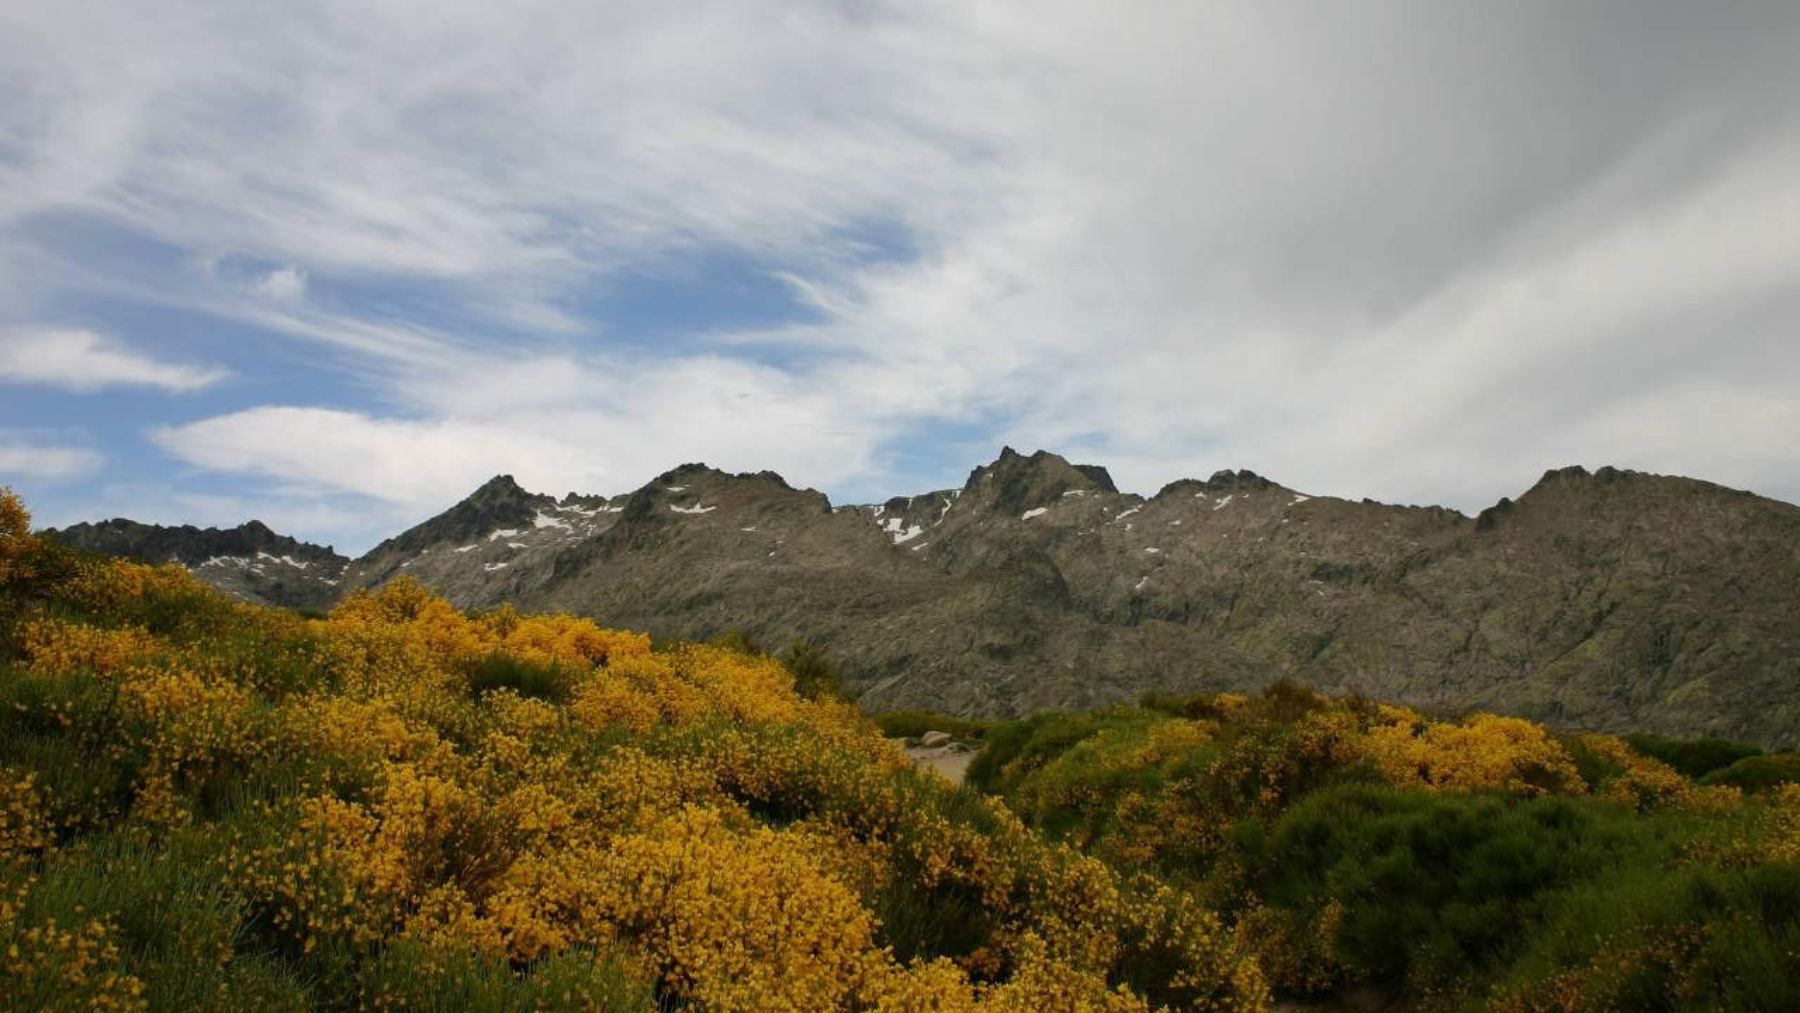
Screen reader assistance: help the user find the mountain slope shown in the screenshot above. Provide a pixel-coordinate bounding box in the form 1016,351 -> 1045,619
43,450 -> 1800,745
42,517 -> 348,609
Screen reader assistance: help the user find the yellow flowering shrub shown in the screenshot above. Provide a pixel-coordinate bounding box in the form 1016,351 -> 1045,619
568,669 -> 663,734
16,618 -> 165,679
591,805 -> 879,1010
0,887 -> 147,1013
1567,732 -> 1741,814
0,770 -> 52,864
1767,784 -> 1800,864
0,489 -> 32,587
1366,712 -> 1586,795
282,694 -> 454,777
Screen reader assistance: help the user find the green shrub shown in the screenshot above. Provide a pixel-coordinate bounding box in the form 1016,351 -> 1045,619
778,639 -> 842,700
1246,784 -> 1655,990
1496,862 -> 1800,1011
1700,752 -> 1800,793
1138,690 -> 1233,720
871,710 -> 994,742
1253,679 -> 1328,723
965,711 -> 1116,795
869,875 -> 994,965
359,939 -> 652,1012
1622,733 -> 1762,780
12,829 -> 315,1011
465,651 -> 571,702
704,628 -> 765,655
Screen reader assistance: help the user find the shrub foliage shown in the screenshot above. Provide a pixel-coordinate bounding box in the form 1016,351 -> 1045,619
0,489 -> 1265,1011
966,684 -> 1800,1009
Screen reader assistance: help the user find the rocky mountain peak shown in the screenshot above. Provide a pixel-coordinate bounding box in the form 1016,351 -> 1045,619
645,464 -> 816,503
656,462 -> 720,484
361,474 -> 556,561
1522,464 -> 1599,495
1202,468 -> 1278,493
1151,470 -> 1287,501
963,447 -> 1119,515
464,473 -> 540,510
594,465 -> 832,539
1519,464 -> 1684,499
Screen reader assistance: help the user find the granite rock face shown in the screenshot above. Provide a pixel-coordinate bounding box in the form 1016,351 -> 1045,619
46,452 -> 1800,746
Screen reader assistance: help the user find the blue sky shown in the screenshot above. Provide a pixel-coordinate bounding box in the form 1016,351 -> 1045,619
4,2 -> 1799,554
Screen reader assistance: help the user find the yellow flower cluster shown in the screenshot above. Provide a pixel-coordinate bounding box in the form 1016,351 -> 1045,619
1568,732 -> 1741,814
1364,710 -> 1586,796
1767,784 -> 1800,864
0,903 -> 147,1012
16,617 -> 164,680
1486,922 -> 1712,1013
0,770 -> 51,865
0,490 -> 37,589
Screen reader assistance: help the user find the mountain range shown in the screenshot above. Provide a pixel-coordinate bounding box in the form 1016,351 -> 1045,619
43,448 -> 1800,746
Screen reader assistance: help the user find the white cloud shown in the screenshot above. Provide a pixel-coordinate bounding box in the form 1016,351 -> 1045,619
3,0 -> 1799,544
0,433 -> 103,480
0,327 -> 227,393
154,407 -> 606,508
154,349 -> 878,523
251,266 -> 307,303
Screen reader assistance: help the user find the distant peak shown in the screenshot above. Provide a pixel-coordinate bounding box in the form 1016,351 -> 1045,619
1204,469 -> 1277,493
359,473 -> 553,561
43,514 -> 344,567
964,447 -> 1117,512
654,462 -> 730,486
1522,464 -> 1648,499
971,447 -> 1116,487
472,473 -> 528,496
1524,465 -> 1591,494
1152,469 -> 1283,500
458,474 -> 550,511
652,463 -> 794,490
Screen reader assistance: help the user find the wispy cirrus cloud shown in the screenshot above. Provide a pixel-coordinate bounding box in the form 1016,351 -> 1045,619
0,327 -> 227,393
3,1 -> 1799,551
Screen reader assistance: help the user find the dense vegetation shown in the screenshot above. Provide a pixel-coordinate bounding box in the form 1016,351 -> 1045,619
0,490 -> 1263,1011
5,483 -> 1799,1011
962,688 -> 1800,1010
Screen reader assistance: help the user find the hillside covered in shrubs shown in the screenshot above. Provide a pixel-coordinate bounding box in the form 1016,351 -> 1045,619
963,689 -> 1800,1009
0,490 -> 1263,1011
3,484 -> 1798,1011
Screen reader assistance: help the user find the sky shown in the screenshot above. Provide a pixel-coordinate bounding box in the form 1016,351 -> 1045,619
2,1 -> 1798,554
